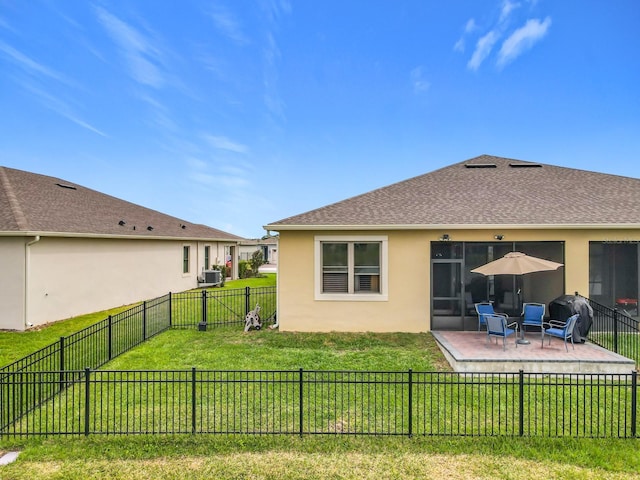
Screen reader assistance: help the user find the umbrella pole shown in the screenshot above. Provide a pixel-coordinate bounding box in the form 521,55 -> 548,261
515,279 -> 530,344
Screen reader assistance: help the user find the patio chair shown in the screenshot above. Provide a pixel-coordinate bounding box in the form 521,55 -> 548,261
521,302 -> 545,338
541,313 -> 579,351
475,302 -> 498,331
485,314 -> 519,351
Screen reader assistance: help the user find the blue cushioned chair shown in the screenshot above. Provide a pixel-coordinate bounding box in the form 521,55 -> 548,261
475,302 -> 497,331
521,302 -> 545,338
485,313 -> 519,351
542,313 -> 579,351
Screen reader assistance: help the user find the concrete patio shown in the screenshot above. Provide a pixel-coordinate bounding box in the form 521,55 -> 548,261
433,331 -> 636,374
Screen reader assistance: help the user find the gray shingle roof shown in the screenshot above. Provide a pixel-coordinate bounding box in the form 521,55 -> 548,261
0,166 -> 243,241
266,155 -> 640,229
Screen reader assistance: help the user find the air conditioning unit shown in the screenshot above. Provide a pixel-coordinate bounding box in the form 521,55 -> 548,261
204,269 -> 222,285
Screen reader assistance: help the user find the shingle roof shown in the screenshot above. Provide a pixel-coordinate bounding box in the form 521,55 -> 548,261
266,155 -> 640,229
0,166 -> 243,241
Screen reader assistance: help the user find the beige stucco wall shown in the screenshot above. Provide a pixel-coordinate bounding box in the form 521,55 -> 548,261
0,237 -> 27,330
0,236 -> 237,331
276,227 -> 640,333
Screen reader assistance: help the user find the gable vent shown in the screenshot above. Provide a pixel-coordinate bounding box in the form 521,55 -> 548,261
56,183 -> 77,190
464,163 -> 497,169
509,163 -> 542,168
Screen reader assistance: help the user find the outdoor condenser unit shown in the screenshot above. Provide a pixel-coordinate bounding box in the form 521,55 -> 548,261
204,269 -> 222,285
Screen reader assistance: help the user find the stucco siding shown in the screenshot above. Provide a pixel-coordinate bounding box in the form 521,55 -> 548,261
277,227 -> 640,333
24,237 -> 199,329
278,230 -> 430,332
0,237 -> 26,330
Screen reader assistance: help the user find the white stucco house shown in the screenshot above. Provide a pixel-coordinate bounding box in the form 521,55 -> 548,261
238,236 -> 278,265
0,166 -> 243,331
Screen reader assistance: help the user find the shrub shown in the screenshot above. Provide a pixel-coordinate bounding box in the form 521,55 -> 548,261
249,250 -> 265,275
239,260 -> 252,279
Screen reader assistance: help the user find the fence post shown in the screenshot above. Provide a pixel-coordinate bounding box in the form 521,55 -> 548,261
59,336 -> 65,393
613,308 -> 619,354
192,367 -> 197,435
201,290 -> 207,325
408,369 -> 413,438
632,370 -> 637,438
143,301 -> 148,341
108,315 -> 113,361
245,287 -> 251,317
168,292 -> 173,328
299,368 -> 304,438
518,370 -> 524,437
84,367 -> 91,437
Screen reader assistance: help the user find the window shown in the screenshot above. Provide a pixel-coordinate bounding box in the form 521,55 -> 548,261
589,242 -> 639,314
183,246 -> 190,274
315,236 -> 388,301
204,246 -> 210,270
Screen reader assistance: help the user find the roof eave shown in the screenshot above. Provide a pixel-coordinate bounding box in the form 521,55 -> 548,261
0,231 -> 242,242
264,223 -> 640,232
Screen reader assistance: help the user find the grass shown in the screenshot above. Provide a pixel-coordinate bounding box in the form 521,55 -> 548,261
2,272 -> 639,478
0,274 -> 277,368
105,327 -> 452,371
1,434 -> 639,479
206,273 -> 277,290
0,304 -> 134,367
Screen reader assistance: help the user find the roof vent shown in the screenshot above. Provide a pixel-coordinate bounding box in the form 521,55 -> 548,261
509,163 -> 542,168
181,224 -> 186,229
56,183 -> 77,190
118,220 -> 126,226
464,163 -> 497,169
147,226 -> 154,231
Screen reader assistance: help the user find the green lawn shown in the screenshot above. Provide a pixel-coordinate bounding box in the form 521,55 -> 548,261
2,272 -> 639,479
0,304 -> 134,367
204,273 -> 277,290
105,327 -> 451,371
0,274 -> 277,368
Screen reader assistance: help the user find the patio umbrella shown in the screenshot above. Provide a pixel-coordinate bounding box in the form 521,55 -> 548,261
470,252 -> 564,344
470,252 -> 564,276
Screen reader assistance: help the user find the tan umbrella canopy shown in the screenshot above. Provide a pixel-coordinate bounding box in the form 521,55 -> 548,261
470,252 -> 563,276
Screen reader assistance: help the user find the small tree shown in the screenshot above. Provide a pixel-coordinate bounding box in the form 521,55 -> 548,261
250,249 -> 265,276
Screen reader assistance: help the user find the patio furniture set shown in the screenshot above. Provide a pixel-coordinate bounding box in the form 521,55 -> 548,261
476,301 -> 579,351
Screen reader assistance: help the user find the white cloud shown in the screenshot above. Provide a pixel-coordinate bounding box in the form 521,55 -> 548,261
465,18 -> 478,33
453,19 -> 477,53
410,66 -> 430,93
185,157 -> 208,170
203,134 -> 249,154
499,0 -> 520,23
22,83 -> 108,137
208,5 -> 249,45
497,17 -> 552,67
94,6 -> 166,88
0,41 -> 67,83
467,31 -> 499,71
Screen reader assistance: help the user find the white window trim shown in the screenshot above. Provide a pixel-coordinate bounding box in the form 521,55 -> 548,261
314,235 -> 388,301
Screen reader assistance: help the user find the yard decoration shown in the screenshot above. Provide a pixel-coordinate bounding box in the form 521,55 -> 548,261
244,304 -> 262,332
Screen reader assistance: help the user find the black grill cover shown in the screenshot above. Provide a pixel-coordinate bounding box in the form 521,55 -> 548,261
548,295 -> 593,343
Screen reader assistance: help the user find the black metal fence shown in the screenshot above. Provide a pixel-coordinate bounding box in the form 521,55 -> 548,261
170,287 -> 277,329
2,369 -> 637,438
2,288 -> 639,439
0,286 -> 276,433
582,295 -> 640,366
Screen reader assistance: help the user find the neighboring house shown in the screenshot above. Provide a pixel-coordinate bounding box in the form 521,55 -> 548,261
265,155 -> 640,333
238,236 -> 278,265
0,166 -> 243,331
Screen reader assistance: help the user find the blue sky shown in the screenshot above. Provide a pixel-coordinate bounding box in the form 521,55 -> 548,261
1,1 -> 639,238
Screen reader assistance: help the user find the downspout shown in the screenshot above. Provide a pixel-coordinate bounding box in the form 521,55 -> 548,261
24,235 -> 41,329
